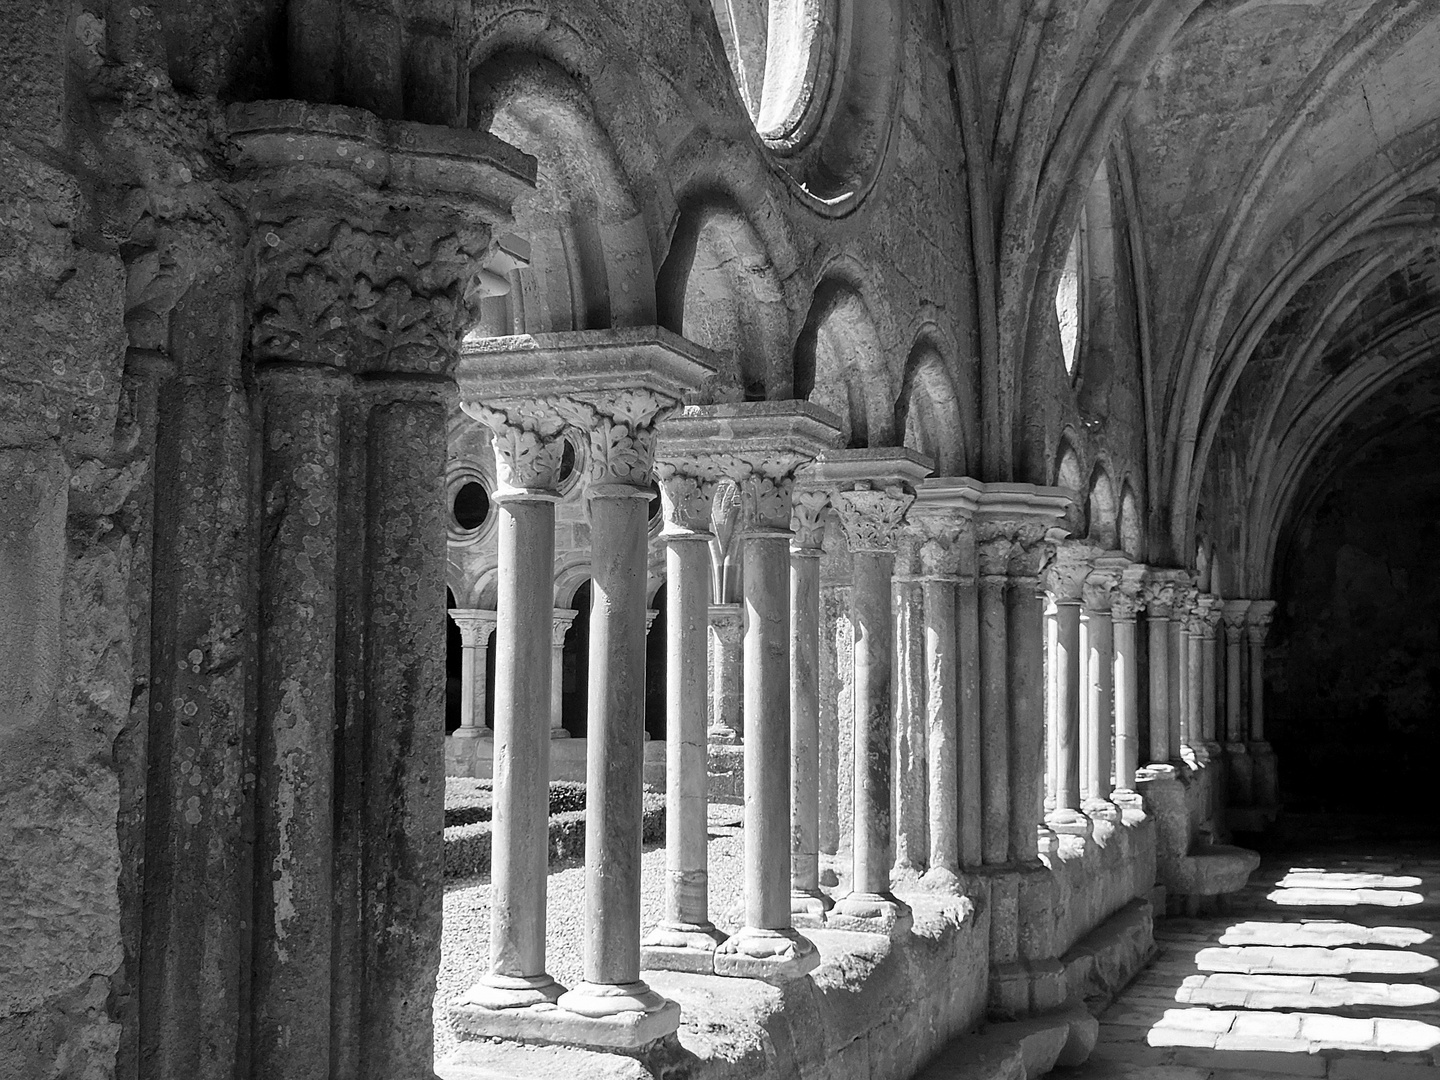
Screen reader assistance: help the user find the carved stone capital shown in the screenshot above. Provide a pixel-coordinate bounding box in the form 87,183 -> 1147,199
1110,589 -> 1144,622
655,461 -> 720,537
553,389 -> 673,491
1246,599 -> 1277,644
918,529 -> 964,578
709,604 -> 745,647
449,608 -> 498,648
471,402 -> 568,495
552,608 -> 578,646
1196,595 -> 1224,637
977,537 -> 1015,580
831,484 -> 915,554
1045,544 -> 1101,603
790,488 -> 831,551
1222,599 -> 1251,640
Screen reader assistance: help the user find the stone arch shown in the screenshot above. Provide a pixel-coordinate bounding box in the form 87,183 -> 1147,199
794,277 -> 895,447
655,192 -> 792,400
896,336 -> 969,476
1087,463 -> 1119,549
1054,436 -> 1086,536
466,51 -> 656,337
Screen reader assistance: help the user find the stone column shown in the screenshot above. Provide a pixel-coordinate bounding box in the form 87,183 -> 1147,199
1247,600 -> 1278,806
818,450 -> 930,934
1142,576 -> 1175,764
1222,600 -> 1252,804
449,610 -> 498,737
1044,545 -> 1094,843
906,475 -> 982,885
1081,560 -> 1123,825
892,534 -> 929,880
550,609 -> 577,738
818,526 -> 853,887
708,605 -> 745,743
232,99 -> 530,1077
641,460 -> 727,971
789,488 -> 833,922
1110,570 -> 1146,818
1170,585 -> 1194,762
1196,595 -> 1222,764
662,404 -> 839,977
977,537 -> 1013,867
462,406 -> 568,1012
454,330 -> 715,1048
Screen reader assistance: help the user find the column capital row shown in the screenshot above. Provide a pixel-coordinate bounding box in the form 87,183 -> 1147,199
449,607 -> 498,646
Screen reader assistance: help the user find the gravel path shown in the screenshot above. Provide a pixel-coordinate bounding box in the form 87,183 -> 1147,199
435,802 -> 751,1065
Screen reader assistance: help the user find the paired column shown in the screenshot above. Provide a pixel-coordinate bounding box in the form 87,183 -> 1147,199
449,609 -> 497,738
1080,558 -> 1125,824
641,462 -> 727,970
1142,575 -> 1176,765
1195,595 -> 1222,764
918,529 -> 964,890
892,535 -> 929,879
977,537 -> 1013,867
1247,601 -> 1279,806
462,408 -> 568,1011
1170,584 -> 1194,762
1222,600 -> 1253,804
818,539 -> 853,886
1043,545 -> 1095,843
1110,572 -> 1146,816
790,488 -> 834,922
550,609 -> 577,737
819,451 -> 930,934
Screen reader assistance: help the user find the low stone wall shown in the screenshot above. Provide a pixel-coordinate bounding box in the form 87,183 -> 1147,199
447,734 -> 668,790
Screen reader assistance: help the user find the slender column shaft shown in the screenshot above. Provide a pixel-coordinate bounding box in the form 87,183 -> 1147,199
1200,630 -> 1218,743
1169,614 -> 1186,757
254,370 -> 341,1079
663,536 -> 714,928
550,610 -> 576,738
579,488 -> 651,988
979,572 -> 1010,864
489,494 -> 559,982
956,574 -> 983,867
1186,624 -> 1203,752
851,550 -> 896,893
893,568 -> 928,874
450,612 -> 495,737
1226,628 -> 1244,744
1052,601 -> 1082,813
1146,611 -> 1170,762
1008,577 -> 1048,860
1079,611 -> 1093,801
1248,634 -> 1266,742
708,605 -> 744,742
742,533 -> 795,929
1113,613 -> 1139,793
791,548 -> 823,898
1044,599 -> 1059,815
923,574 -> 959,880
1083,608 -> 1114,804
817,584 -> 847,868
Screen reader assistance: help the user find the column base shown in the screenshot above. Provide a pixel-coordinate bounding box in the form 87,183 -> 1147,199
819,866 -> 840,888
1083,798 -> 1120,843
454,984 -> 680,1050
450,727 -> 492,740
640,921 -> 727,974
827,891 -> 913,936
706,726 -> 741,744
713,926 -> 820,981
790,887 -> 834,928
919,866 -> 963,895
1112,788 -> 1147,824
1036,823 -> 1059,858
1137,762 -> 1177,782
1046,809 -> 1092,858
550,727 -> 571,739
556,979 -> 671,1017
459,972 -> 564,1010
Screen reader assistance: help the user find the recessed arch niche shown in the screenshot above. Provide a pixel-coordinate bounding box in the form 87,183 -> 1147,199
794,278 -> 895,447
896,338 -> 970,476
1087,464 -> 1118,549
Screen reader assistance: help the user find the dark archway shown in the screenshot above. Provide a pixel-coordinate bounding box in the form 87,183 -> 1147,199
561,582 -> 593,738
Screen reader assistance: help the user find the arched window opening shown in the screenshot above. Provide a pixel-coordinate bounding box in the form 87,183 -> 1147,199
709,0 -> 834,150
1056,226 -> 1083,377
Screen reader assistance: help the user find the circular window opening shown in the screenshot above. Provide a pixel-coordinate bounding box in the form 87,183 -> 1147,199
1056,228 -> 1082,377
453,481 -> 491,530
557,439 -> 577,485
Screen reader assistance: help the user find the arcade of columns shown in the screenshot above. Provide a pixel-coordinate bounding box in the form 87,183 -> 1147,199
441,333 -> 1281,1050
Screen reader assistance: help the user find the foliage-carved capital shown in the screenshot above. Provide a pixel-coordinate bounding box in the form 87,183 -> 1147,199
832,484 -> 914,554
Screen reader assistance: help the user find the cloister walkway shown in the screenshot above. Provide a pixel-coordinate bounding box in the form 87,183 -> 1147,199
1058,838 -> 1440,1080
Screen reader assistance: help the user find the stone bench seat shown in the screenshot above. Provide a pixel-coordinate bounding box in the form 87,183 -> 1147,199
1163,843 -> 1261,915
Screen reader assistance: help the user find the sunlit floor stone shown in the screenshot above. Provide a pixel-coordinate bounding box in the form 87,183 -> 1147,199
1055,846 -> 1440,1079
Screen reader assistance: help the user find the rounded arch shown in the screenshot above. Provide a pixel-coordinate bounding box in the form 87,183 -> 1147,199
794,275 -> 896,447
466,50 -> 657,338
896,335 -> 970,476
656,192 -> 792,401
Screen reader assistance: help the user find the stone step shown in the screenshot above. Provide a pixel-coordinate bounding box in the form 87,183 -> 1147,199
1075,1038 -> 1440,1079
912,1002 -> 1098,1079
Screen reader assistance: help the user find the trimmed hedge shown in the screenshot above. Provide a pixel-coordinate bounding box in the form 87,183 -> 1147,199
444,778 -> 588,828
444,785 -> 665,880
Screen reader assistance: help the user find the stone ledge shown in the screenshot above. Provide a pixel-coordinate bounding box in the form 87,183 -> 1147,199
912,1001 -> 1098,1079
1060,897 -> 1156,1013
